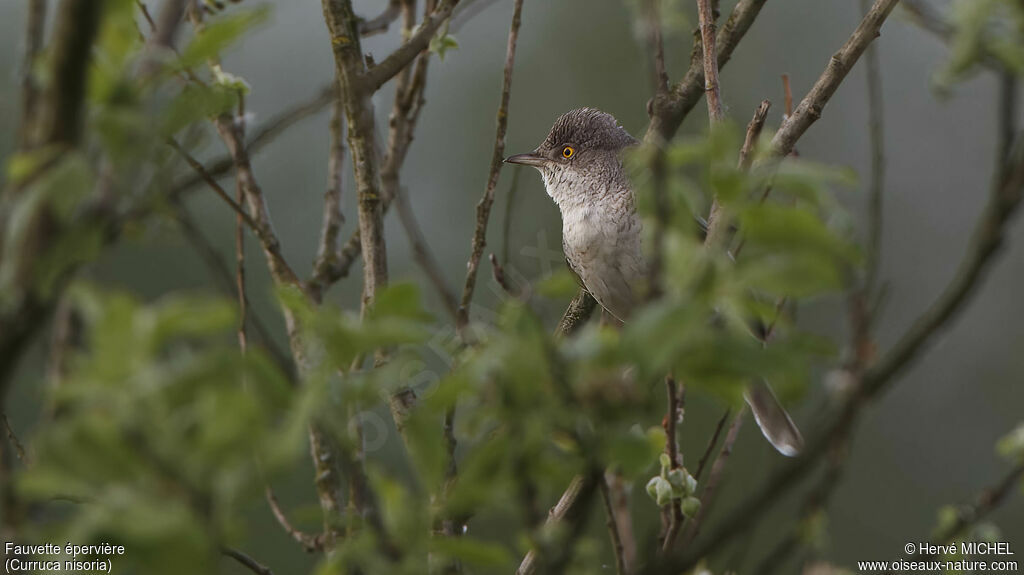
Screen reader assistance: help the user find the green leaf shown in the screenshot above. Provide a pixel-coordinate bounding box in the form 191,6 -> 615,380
178,8 -> 270,69
161,84 -> 239,136
429,33 -> 459,60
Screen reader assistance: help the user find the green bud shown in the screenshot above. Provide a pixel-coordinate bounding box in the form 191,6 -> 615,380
681,496 -> 701,518
646,476 -> 660,501
659,453 -> 671,470
647,476 -> 674,506
683,468 -> 698,495
655,478 -> 675,507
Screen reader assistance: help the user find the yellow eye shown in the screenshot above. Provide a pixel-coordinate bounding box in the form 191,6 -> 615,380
562,146 -> 575,159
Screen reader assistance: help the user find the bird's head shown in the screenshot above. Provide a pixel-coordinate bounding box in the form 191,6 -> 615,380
505,108 -> 638,203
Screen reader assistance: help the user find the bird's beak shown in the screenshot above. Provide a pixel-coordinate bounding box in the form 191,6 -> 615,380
504,152 -> 547,168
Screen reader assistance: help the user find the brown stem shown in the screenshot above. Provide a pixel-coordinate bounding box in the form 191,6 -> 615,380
456,0 -> 525,335
660,378 -> 685,552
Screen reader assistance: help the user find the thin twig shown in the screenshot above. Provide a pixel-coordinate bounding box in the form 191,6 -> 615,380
931,462 -> 1024,546
696,0 -> 730,248
660,377 -> 685,552
693,409 -> 730,484
394,187 -> 460,319
456,0 -> 525,334
233,96 -> 250,355
645,0 -> 768,142
234,176 -> 249,353
222,548 -> 274,575
600,478 -> 628,575
168,84 -> 336,199
167,139 -> 301,289
308,85 -> 346,302
1,415 -> 28,465
769,0 -> 901,158
167,140 -> 264,239
517,470 -> 602,575
516,474 -> 585,574
679,406 -> 746,548
360,0 -> 460,92
171,202 -> 292,373
265,488 -> 324,552
646,0 -> 669,96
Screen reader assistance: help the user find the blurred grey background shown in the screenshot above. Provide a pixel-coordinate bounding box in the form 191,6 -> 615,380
2,0 -> 1022,572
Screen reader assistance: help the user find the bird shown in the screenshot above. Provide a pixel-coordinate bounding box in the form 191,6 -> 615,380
505,107 -> 804,456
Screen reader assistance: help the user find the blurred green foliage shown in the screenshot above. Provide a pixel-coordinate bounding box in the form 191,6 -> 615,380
5,0 -> 1023,573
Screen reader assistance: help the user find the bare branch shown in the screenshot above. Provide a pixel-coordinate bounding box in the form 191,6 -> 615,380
222,548 -> 274,575
646,0 -> 769,142
360,0 -> 459,92
457,0 -> 525,334
770,0 -> 900,158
